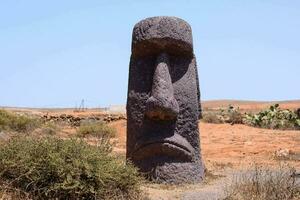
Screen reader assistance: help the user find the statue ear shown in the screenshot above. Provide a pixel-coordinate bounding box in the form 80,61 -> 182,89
194,60 -> 202,119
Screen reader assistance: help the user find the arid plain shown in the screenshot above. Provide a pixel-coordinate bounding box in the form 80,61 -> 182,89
2,100 -> 299,199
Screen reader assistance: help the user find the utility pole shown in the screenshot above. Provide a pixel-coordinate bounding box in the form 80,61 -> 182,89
79,99 -> 85,112
74,99 -> 86,112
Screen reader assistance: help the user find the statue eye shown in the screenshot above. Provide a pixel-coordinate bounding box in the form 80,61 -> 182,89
168,56 -> 191,83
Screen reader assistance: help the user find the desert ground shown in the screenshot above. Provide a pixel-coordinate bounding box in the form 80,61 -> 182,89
2,100 -> 300,199
111,100 -> 300,199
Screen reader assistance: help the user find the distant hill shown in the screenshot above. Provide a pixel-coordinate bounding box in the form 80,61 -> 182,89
2,100 -> 300,114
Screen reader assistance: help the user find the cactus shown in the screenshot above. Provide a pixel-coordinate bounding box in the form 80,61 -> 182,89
244,104 -> 300,130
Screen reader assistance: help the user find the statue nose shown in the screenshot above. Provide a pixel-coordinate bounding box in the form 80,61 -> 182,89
145,53 -> 179,120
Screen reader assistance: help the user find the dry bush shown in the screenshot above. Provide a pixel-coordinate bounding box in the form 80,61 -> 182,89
202,105 -> 244,125
0,109 -> 41,133
0,180 -> 31,200
0,136 -> 143,200
224,164 -> 300,200
202,110 -> 224,124
40,122 -> 60,135
77,121 -> 116,138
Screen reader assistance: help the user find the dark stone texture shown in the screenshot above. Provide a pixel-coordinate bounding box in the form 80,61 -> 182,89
132,16 -> 193,57
296,108 -> 300,118
127,16 -> 204,184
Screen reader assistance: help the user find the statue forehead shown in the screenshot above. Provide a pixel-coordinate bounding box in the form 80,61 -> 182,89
132,17 -> 193,56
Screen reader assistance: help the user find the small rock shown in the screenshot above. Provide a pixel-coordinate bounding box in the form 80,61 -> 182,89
275,148 -> 290,158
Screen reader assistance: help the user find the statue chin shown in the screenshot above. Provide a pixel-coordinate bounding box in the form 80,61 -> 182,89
132,134 -> 195,162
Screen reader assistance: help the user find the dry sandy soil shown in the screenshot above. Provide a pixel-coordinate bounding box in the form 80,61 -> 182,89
110,120 -> 300,199
110,100 -> 300,199
111,120 -> 300,169
2,100 -> 300,199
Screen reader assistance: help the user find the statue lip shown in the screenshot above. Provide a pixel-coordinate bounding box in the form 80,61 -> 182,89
132,134 -> 194,161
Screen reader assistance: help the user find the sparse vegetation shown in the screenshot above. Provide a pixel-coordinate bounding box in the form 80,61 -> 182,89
0,137 -> 143,200
202,104 -> 300,130
244,104 -> 300,130
40,122 -> 60,135
0,109 -> 41,133
202,105 -> 243,125
202,110 -> 224,124
273,149 -> 300,161
224,164 -> 300,200
77,121 -> 116,138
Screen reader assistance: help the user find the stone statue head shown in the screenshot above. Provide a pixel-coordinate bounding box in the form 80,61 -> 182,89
126,16 -> 204,183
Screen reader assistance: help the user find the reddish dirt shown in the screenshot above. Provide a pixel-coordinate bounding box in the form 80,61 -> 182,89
200,122 -> 300,169
2,101 -> 300,199
109,120 -> 127,154
109,120 -> 300,170
109,119 -> 300,199
5,100 -> 300,169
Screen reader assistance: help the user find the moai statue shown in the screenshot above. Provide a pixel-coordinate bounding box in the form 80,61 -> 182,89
126,16 -> 204,183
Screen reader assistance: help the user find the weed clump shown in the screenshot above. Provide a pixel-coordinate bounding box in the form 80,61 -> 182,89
202,104 -> 300,130
202,110 -> 224,124
224,164 -> 300,200
38,121 -> 60,136
0,137 -> 142,200
77,121 -> 116,138
0,109 -> 41,133
202,105 -> 243,125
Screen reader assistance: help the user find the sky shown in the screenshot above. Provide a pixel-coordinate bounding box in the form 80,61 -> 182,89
0,0 -> 299,108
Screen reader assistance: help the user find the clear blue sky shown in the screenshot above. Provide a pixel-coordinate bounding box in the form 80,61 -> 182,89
0,0 -> 299,108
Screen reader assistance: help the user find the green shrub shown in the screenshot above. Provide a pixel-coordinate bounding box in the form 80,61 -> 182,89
202,104 -> 300,130
244,104 -> 300,130
0,110 -> 41,133
77,121 -> 116,138
224,164 -> 300,200
0,137 -> 142,200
